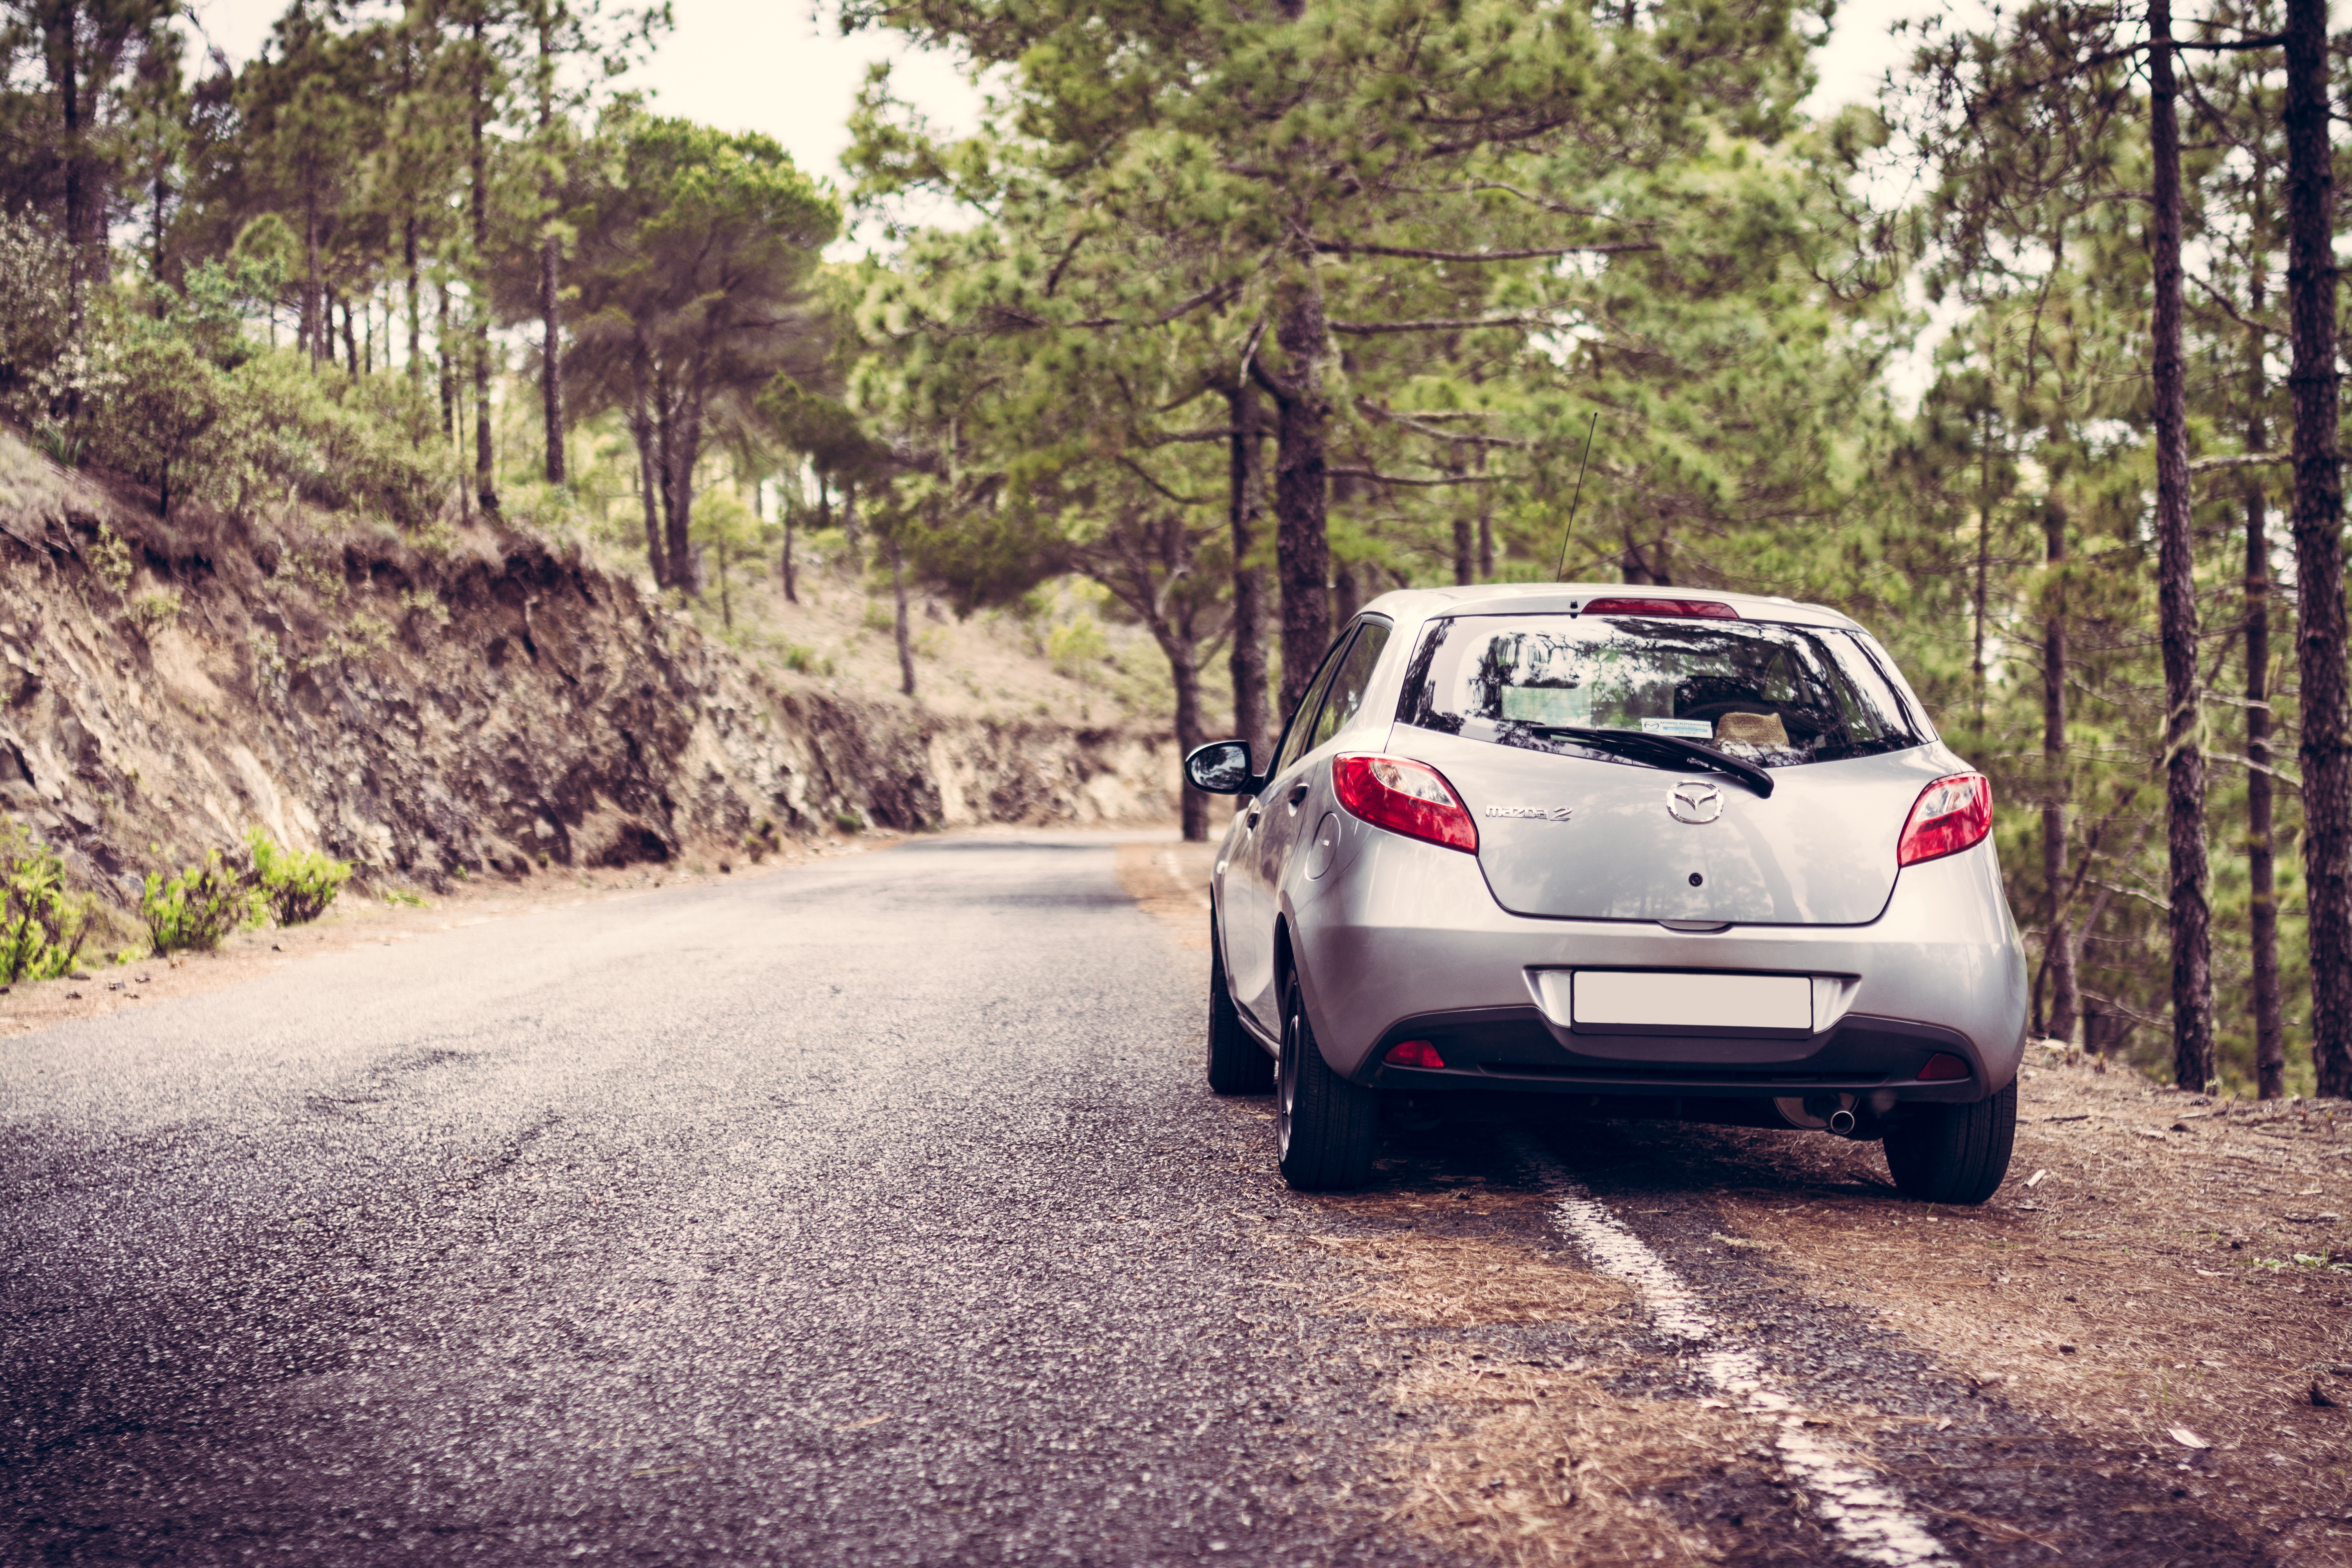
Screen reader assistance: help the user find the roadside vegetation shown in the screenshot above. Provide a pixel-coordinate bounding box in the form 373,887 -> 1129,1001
0,0 -> 2347,1098
140,832 -> 353,957
0,823 -> 93,984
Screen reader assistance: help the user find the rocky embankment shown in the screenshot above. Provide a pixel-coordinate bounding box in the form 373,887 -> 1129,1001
0,432 -> 1173,914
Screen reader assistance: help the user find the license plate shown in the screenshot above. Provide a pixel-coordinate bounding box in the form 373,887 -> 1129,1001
1570,970 -> 1811,1033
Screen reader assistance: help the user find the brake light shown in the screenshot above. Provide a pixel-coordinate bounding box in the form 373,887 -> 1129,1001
1385,1040 -> 1447,1069
1581,597 -> 1739,620
1896,773 -> 1993,867
1332,754 -> 1479,853
1918,1052 -> 1971,1081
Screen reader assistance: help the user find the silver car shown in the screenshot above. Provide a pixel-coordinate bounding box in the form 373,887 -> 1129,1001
1185,584 -> 2026,1201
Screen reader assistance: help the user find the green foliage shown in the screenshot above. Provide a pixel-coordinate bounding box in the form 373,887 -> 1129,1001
227,352 -> 457,527
96,331 -> 230,517
139,829 -> 351,954
127,590 -> 182,635
0,823 -> 94,984
141,849 -> 261,956
244,828 -> 351,925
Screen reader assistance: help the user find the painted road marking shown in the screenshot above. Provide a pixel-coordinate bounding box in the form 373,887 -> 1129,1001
1530,1156 -> 1953,1567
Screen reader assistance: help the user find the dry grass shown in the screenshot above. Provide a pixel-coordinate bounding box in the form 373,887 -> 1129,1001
1115,839 -> 1217,950
1710,1053 -> 2352,1557
1379,1357 -> 1737,1566
1305,1230 -> 1630,1327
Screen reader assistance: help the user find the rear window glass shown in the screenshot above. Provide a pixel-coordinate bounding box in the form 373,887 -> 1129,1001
1397,613 -> 1927,767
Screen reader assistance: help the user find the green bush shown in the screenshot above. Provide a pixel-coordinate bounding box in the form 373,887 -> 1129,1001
245,828 -> 350,925
0,822 -> 93,983
141,848 -> 261,955
230,351 -> 456,528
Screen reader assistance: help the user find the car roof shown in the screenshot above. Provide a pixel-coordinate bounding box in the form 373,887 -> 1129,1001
1357,583 -> 1863,631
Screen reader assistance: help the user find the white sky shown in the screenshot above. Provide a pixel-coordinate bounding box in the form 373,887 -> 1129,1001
183,0 -> 1949,186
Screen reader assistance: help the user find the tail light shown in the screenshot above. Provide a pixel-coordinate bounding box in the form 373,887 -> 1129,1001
1385,1040 -> 1447,1068
1332,754 -> 1479,853
1581,597 -> 1739,620
1897,773 -> 1993,867
1918,1053 -> 1971,1081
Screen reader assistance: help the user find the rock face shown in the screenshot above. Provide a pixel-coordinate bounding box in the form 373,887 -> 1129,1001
0,433 -> 1174,905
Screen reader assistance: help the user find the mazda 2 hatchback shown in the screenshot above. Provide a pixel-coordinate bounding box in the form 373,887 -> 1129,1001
1184,584 -> 2026,1201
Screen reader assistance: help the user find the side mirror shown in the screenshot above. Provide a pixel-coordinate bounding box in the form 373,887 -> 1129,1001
1184,739 -> 1257,795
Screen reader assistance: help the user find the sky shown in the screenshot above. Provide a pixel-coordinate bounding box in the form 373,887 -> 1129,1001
181,0 -> 1952,189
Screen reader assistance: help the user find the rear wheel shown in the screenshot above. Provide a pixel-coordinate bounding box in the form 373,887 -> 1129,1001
1884,1079 -> 2016,1204
1275,971 -> 1379,1191
1205,920 -> 1272,1094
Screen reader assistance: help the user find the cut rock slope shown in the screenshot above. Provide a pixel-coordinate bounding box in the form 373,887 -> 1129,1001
0,431 -> 1172,909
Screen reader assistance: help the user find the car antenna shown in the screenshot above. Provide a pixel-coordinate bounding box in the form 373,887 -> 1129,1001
1553,410 -> 1599,583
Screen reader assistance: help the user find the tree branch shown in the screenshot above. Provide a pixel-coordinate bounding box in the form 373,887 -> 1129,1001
2189,451 -> 2289,473
1360,403 -> 1527,445
1327,466 -> 1503,487
1311,238 -> 1659,262
1328,314 -> 1552,336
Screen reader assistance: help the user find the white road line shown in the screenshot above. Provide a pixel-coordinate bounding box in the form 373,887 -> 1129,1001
1534,1163 -> 1953,1567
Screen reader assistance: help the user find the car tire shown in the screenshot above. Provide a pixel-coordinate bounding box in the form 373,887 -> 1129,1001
1206,920 -> 1273,1095
1884,1079 -> 2017,1205
1275,971 -> 1379,1191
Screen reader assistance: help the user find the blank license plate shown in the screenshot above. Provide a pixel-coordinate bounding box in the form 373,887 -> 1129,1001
1571,971 -> 1811,1033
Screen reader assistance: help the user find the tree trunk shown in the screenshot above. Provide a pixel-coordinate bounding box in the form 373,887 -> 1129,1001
1477,506 -> 1495,581
781,490 -> 798,603
1332,560 -> 1360,628
2286,0 -> 2352,1096
1168,632 -> 1208,841
2247,427 -> 2286,1100
1974,411 -> 1994,733
841,477 -> 862,570
53,0 -> 85,348
1270,269 -> 1331,720
540,231 -> 565,482
302,196 -> 321,366
1452,515 -> 1475,585
537,12 -> 565,486
655,370 -> 697,592
2042,496 -> 2078,1043
891,537 -> 916,697
437,281 -> 455,439
404,217 -> 422,381
340,291 -> 359,376
2149,0 -> 2213,1090
470,15 -> 498,516
630,343 -> 666,584
1225,383 -> 1272,768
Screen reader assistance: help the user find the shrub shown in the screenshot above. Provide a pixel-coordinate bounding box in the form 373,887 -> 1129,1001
141,848 -> 260,956
95,331 -> 230,517
228,352 -> 456,528
127,589 -> 181,635
245,828 -> 350,925
0,823 -> 93,983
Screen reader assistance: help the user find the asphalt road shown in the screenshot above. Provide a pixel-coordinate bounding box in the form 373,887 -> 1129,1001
4,834 -> 1473,1566
0,831 -> 2296,1566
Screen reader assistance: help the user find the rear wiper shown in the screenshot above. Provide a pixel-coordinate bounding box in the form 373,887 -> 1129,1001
1526,726 -> 1775,799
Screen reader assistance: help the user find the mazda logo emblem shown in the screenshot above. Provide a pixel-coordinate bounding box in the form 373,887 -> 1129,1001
1666,780 -> 1724,825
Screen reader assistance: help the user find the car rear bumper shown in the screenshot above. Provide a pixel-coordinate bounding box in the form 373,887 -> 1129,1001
1282,820 -> 2027,1103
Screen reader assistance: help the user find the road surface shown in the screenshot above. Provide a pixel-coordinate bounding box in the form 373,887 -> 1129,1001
1,833 -> 2308,1564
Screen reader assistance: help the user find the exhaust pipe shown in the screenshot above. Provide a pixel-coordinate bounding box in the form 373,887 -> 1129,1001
1827,1107 -> 1857,1135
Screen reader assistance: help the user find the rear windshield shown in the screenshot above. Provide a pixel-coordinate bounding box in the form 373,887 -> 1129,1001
1397,613 -> 1928,767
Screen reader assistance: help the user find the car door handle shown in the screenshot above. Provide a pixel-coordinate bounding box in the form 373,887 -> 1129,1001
1287,780 -> 1311,808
